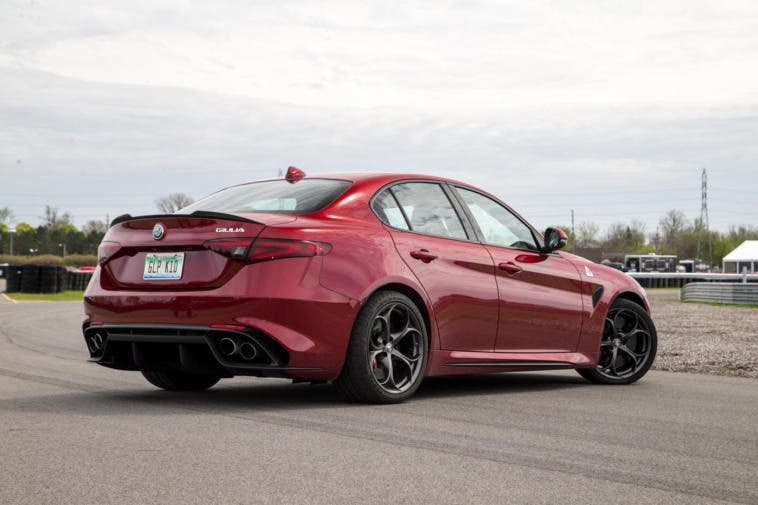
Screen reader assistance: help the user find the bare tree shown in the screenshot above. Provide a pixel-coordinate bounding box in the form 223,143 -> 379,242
0,207 -> 13,225
603,221 -> 646,252
659,209 -> 687,252
82,219 -> 108,234
41,206 -> 73,228
576,221 -> 600,247
155,193 -> 194,213
659,210 -> 686,237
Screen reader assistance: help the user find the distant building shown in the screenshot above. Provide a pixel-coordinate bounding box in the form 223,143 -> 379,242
678,259 -> 710,273
624,253 -> 677,273
722,240 -> 758,273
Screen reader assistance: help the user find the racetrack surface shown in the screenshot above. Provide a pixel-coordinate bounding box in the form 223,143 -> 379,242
1,300 -> 756,505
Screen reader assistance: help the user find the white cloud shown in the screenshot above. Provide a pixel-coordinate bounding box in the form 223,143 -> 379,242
2,1 -> 758,109
0,1 -> 756,233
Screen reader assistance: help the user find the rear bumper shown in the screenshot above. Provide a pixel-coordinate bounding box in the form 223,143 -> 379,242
84,323 -> 323,378
83,266 -> 360,380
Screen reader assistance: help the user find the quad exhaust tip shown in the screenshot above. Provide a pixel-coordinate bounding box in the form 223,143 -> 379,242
218,336 -> 257,361
239,342 -> 257,361
218,337 -> 238,357
88,332 -> 105,354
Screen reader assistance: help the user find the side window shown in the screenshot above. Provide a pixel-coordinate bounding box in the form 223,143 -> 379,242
391,183 -> 467,240
456,187 -> 538,250
371,190 -> 410,230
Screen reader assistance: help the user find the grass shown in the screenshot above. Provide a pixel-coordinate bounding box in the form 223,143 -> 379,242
4,290 -> 84,302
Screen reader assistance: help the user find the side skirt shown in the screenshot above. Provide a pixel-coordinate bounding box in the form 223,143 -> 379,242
425,349 -> 598,377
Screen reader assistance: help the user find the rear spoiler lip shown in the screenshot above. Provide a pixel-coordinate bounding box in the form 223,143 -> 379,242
110,211 -> 264,227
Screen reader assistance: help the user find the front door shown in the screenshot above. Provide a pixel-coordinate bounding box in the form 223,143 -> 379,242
451,186 -> 584,352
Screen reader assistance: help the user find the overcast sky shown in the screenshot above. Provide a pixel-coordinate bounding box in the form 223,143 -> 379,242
1,0 -> 756,233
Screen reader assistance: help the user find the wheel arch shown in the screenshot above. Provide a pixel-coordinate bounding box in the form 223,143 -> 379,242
611,290 -> 649,313
363,282 -> 434,350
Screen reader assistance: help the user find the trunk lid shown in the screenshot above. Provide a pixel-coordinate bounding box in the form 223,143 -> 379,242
101,212 -> 287,290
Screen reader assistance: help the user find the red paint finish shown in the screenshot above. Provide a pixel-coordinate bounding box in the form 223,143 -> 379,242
487,247 -> 584,352
83,172 -> 651,383
389,229 -> 499,352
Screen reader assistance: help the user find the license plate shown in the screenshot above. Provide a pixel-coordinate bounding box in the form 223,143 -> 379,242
143,252 -> 185,280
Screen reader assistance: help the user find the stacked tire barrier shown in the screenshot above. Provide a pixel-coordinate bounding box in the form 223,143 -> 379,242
57,267 -> 67,292
681,282 -> 758,305
6,265 -> 23,292
3,265 -> 94,294
66,270 -> 93,291
39,265 -> 60,293
20,265 -> 40,293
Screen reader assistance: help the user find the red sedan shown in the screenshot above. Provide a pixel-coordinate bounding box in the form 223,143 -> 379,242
83,167 -> 657,403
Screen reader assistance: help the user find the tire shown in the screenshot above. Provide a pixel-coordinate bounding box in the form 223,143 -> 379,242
334,291 -> 428,404
20,264 -> 40,293
56,267 -> 67,293
141,371 -> 221,391
577,298 -> 657,385
6,266 -> 22,293
38,266 -> 58,293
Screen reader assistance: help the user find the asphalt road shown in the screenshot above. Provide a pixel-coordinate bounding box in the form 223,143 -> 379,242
1,300 -> 757,505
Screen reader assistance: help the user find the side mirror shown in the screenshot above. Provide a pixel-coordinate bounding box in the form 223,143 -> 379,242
542,227 -> 568,253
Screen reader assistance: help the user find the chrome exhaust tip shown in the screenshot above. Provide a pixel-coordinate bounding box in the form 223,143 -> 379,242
218,337 -> 238,357
239,342 -> 257,361
88,332 -> 105,354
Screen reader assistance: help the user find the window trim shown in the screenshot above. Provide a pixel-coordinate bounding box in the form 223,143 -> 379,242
448,184 -> 546,254
370,188 -> 412,231
441,183 -> 479,240
369,180 -> 476,243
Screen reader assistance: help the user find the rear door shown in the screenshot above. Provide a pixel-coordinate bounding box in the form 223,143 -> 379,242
451,186 -> 584,352
372,182 -> 499,352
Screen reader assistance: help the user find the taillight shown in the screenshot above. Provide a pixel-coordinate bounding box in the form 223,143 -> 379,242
248,238 -> 331,263
203,237 -> 330,263
97,241 -> 121,265
203,238 -> 254,260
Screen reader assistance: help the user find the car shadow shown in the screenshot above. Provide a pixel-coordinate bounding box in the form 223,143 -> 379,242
1,371 -> 588,417
417,371 -> 587,399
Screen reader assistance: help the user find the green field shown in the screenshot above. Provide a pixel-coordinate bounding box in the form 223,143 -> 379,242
4,291 -> 84,302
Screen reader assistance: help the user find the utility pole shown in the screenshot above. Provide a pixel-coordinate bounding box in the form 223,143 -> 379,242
696,168 -> 711,265
571,209 -> 576,253
653,226 -> 660,254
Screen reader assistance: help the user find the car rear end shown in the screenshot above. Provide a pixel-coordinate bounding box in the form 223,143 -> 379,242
83,178 -> 359,381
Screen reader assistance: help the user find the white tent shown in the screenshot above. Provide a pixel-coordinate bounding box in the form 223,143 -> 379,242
722,240 -> 758,273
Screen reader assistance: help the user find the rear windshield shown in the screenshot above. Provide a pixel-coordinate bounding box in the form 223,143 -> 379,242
177,179 -> 351,214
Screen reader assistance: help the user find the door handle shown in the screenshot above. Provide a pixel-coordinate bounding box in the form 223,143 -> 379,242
498,261 -> 522,274
410,249 -> 438,263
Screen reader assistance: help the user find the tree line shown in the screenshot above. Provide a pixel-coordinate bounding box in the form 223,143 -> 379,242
0,194 -> 195,257
0,200 -> 755,267
563,209 -> 758,266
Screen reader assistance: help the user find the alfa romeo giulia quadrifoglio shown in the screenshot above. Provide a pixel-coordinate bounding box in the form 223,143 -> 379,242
83,167 -> 657,403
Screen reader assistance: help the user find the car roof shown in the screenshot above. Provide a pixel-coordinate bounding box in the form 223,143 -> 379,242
324,172 -> 454,182
303,172 -> 474,187
233,172 -> 479,196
